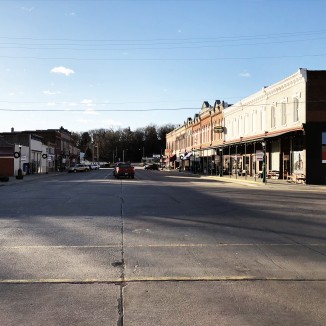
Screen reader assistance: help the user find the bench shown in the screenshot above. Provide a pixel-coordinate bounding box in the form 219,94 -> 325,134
267,170 -> 279,179
287,173 -> 306,184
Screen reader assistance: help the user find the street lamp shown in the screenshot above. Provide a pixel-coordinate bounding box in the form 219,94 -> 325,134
16,144 -> 23,179
262,141 -> 266,183
139,147 -> 145,162
18,145 -> 22,170
122,149 -> 128,162
219,147 -> 223,177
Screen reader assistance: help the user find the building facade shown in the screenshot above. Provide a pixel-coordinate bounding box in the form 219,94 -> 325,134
0,126 -> 79,176
0,132 -> 54,176
166,100 -> 227,174
166,69 -> 326,185
33,127 -> 80,171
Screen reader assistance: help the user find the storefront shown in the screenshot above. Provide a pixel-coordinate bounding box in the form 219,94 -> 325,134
219,129 -> 305,181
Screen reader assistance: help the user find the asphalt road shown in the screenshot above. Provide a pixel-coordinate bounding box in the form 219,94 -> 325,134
0,168 -> 325,325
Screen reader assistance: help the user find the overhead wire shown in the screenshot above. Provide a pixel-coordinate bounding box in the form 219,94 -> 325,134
0,100 -> 325,112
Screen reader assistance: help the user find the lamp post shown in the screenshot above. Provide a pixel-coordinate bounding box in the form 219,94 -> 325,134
16,144 -> 23,179
18,145 -> 22,170
219,148 -> 223,177
262,141 -> 267,183
122,149 -> 128,162
139,147 -> 145,162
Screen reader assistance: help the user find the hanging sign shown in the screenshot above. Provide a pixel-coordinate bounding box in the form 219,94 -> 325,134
213,126 -> 224,133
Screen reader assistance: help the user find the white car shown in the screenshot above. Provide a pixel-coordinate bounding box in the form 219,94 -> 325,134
90,163 -> 100,170
68,164 -> 90,173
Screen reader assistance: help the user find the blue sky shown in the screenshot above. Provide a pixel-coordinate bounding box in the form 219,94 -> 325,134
1,0 -> 326,133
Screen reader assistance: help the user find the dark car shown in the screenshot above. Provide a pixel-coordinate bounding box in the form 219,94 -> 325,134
144,163 -> 159,170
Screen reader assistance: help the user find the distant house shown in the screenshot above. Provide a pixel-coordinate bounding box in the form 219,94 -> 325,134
0,126 -> 78,176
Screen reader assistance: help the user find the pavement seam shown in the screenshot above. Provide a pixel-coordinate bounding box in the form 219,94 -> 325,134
1,276 -> 325,284
1,243 -> 325,249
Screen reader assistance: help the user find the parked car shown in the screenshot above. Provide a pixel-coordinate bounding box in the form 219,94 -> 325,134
89,163 -> 100,170
68,164 -> 90,173
144,163 -> 159,170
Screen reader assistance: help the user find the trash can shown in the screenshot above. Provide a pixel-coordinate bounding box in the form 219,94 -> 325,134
23,163 -> 30,174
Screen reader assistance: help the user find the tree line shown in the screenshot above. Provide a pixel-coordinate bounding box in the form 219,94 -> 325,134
71,124 -> 176,163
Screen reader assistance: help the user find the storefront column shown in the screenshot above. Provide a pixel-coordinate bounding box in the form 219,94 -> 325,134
254,142 -> 256,181
235,145 -> 238,179
244,143 -> 247,179
228,146 -> 231,178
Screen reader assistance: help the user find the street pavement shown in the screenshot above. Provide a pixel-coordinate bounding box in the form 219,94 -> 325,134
2,168 -> 325,190
0,168 -> 325,325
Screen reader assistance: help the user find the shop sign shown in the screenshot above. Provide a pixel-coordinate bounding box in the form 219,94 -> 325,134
256,150 -> 263,161
213,126 -> 224,133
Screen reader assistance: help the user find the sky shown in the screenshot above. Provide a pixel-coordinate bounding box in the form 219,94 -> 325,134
1,0 -> 326,133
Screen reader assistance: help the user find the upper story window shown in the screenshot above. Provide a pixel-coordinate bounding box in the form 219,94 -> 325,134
261,107 -> 266,131
244,114 -> 248,135
271,106 -> 276,128
252,111 -> 257,133
281,102 -> 287,125
259,110 -> 263,131
293,97 -> 299,122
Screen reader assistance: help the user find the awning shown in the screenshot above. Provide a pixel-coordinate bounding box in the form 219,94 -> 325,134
223,128 -> 304,147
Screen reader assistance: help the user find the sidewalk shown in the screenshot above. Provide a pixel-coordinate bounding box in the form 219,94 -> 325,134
167,169 -> 326,191
0,171 -> 65,187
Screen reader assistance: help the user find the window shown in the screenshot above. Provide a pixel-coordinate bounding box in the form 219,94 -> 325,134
252,111 -> 257,132
262,107 -> 266,131
293,97 -> 299,122
271,106 -> 276,128
244,114 -> 248,135
281,102 -> 287,125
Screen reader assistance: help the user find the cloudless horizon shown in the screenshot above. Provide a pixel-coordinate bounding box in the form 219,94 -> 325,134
1,0 -> 326,133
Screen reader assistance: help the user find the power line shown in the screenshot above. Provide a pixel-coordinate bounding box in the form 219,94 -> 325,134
1,100 -> 325,112
1,53 -> 325,61
1,36 -> 325,51
0,108 -> 200,112
1,29 -> 326,43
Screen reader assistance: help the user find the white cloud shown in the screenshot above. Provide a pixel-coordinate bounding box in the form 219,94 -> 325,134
76,117 -> 121,128
239,71 -> 251,78
104,119 -> 122,127
43,90 -> 61,95
83,108 -> 99,115
20,7 -> 34,12
50,66 -> 75,76
81,99 -> 94,105
47,102 -> 56,106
